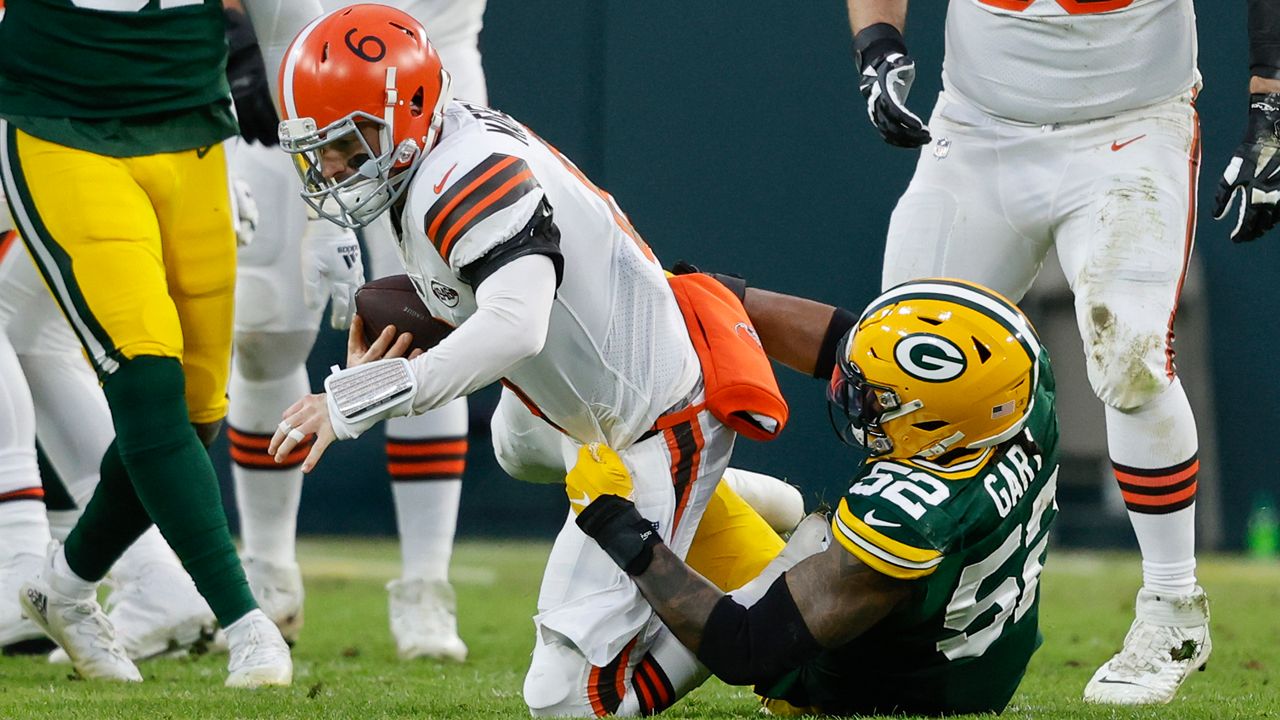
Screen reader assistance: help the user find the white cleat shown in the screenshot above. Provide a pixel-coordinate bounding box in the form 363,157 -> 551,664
1084,586 -> 1211,705
387,578 -> 467,662
243,557 -> 304,644
17,549 -> 141,682
224,608 -> 293,688
1,552 -> 53,654
103,561 -> 218,660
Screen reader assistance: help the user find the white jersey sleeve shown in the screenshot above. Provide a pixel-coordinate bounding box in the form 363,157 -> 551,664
415,142 -> 548,275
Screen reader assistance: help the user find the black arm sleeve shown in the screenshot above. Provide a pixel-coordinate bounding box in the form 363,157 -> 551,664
224,8 -> 280,147
812,307 -> 859,380
695,575 -> 824,687
1251,0 -> 1280,79
461,198 -> 565,289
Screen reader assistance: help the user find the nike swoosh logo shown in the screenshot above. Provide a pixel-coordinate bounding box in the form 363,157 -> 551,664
864,509 -> 901,528
433,163 -> 458,194
1110,135 -> 1146,152
569,491 -> 592,510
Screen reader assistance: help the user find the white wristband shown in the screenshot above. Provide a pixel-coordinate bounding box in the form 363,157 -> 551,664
324,358 -> 418,440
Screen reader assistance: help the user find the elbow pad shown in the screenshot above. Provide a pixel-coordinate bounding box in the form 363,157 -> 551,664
695,575 -> 822,686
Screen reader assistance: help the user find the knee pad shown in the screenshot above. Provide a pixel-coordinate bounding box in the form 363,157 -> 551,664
232,329 -> 317,382
1079,304 -> 1172,411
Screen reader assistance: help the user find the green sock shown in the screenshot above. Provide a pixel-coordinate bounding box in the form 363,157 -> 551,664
64,355 -> 256,626
63,440 -> 151,581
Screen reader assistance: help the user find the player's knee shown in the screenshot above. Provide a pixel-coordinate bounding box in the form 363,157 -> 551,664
523,641 -> 593,717
233,330 -> 315,382
192,419 -> 222,448
1080,305 -> 1172,410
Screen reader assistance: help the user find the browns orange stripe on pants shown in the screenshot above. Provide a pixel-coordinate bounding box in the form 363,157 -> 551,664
386,436 -> 467,481
1114,454 -> 1198,514
663,420 -> 704,533
631,653 -> 675,715
0,486 -> 44,504
228,427 -> 311,470
587,637 -> 636,717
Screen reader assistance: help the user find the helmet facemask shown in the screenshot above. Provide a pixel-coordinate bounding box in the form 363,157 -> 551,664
827,349 -> 924,457
278,66 -> 453,229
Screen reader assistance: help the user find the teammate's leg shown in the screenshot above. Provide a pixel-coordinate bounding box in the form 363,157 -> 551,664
0,325 -> 52,652
365,211 -> 470,660
881,94 -> 1054,298
1052,95 -> 1208,704
226,138 -> 319,643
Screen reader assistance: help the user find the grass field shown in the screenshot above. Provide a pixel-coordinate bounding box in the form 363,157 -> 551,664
1,540 -> 1277,720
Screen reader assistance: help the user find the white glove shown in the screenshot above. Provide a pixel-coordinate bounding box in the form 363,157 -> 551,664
230,176 -> 258,247
302,216 -> 365,330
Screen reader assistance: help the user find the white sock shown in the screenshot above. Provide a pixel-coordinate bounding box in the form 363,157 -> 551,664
1106,379 -> 1199,596
0,339 -> 52,558
387,400 -> 467,583
50,545 -> 96,599
228,368 -> 309,567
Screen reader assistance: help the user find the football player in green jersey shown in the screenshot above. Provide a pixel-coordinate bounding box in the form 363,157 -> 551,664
0,0 -> 320,686
564,278 -> 1058,716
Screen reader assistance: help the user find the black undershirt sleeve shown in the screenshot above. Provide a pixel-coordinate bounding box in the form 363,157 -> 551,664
695,574 -> 824,686
461,198 -> 564,289
1251,0 -> 1280,79
813,307 -> 859,380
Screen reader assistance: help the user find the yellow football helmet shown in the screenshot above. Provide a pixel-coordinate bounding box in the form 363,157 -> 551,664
827,279 -> 1042,461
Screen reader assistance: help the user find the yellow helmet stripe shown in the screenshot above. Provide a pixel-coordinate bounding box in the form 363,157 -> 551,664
831,513 -> 941,580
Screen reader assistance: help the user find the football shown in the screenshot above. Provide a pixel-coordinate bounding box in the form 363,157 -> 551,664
353,274 -> 454,354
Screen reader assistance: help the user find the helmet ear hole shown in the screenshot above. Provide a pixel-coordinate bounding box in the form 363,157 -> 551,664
913,420 -> 948,431
321,42 -> 330,62
972,336 -> 992,363
410,86 -> 424,116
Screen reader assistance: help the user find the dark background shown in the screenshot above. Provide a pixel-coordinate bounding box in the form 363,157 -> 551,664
214,1 -> 1276,549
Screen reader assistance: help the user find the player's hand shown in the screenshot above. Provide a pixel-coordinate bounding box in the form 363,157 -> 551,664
1214,93 -> 1280,243
855,24 -> 931,149
303,217 -> 365,330
270,393 -> 337,473
565,443 -> 634,514
346,315 -> 418,367
231,176 -> 258,247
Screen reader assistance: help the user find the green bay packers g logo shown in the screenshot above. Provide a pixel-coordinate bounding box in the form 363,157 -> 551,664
894,333 -> 967,382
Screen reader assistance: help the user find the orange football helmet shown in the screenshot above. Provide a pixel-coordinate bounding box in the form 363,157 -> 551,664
277,3 -> 452,227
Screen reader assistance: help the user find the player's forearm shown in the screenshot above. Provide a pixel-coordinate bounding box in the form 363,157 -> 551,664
630,545 -> 724,653
848,0 -> 908,34
408,255 -> 555,412
743,288 -> 857,380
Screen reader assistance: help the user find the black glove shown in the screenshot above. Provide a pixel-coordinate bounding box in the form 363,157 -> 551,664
1214,93 -> 1280,243
670,260 -> 747,303
576,494 -> 663,576
854,23 -> 931,149
225,8 -> 280,147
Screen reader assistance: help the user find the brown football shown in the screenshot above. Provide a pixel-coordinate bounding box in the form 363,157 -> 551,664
354,275 -> 454,354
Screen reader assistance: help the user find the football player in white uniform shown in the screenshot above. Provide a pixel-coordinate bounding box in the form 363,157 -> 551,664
268,5 -> 789,714
1214,0 -> 1280,242
848,0 -> 1207,705
224,0 -> 485,660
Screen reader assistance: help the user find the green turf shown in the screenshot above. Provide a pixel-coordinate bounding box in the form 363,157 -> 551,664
1,541 -> 1276,719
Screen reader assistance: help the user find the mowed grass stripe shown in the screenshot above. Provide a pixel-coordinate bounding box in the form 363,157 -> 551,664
1,541 -> 1275,719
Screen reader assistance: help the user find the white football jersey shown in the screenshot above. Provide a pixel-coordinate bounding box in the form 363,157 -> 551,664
943,0 -> 1197,124
395,101 -> 701,448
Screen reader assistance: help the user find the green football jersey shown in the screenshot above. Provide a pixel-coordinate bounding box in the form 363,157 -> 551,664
0,0 -> 236,155
759,352 -> 1059,716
